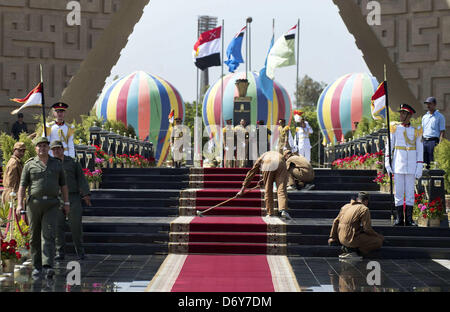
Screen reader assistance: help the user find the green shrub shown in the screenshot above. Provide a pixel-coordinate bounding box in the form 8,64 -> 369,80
103,119 -> 136,138
73,114 -> 103,145
0,132 -> 16,168
18,132 -> 36,162
434,139 -> 450,194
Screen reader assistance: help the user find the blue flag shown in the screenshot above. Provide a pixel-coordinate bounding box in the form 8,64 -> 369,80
224,26 -> 246,73
259,36 -> 274,102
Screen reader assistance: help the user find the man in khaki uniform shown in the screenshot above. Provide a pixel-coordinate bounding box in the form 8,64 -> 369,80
277,119 -> 292,154
237,151 -> 290,218
223,119 -> 235,168
51,141 -> 91,261
16,137 -> 70,279
1,142 -> 26,205
283,150 -> 315,191
328,192 -> 384,259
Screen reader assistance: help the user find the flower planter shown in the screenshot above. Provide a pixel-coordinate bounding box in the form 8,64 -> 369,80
418,216 -> 441,227
2,259 -> 16,273
95,181 -> 100,189
379,184 -> 392,193
89,182 -> 96,189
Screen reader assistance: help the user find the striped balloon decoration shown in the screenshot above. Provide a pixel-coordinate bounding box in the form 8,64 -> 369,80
95,71 -> 184,166
317,73 -> 379,145
202,71 -> 292,137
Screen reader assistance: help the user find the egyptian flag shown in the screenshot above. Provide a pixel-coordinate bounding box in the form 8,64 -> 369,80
225,25 -> 246,73
371,81 -> 387,120
193,26 -> 222,70
10,83 -> 43,114
266,24 -> 297,79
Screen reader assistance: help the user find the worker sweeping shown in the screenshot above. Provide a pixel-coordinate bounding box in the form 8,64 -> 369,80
236,150 -> 290,218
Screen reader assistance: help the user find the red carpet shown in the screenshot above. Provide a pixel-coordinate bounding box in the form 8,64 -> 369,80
147,168 -> 298,292
171,255 -> 275,292
190,216 -> 267,232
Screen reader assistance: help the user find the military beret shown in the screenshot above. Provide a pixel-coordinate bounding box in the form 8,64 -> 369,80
34,136 -> 50,146
50,140 -> 63,149
398,103 -> 416,115
51,102 -> 69,111
13,142 -> 26,150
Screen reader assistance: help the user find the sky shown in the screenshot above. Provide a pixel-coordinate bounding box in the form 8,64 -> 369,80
103,0 -> 372,104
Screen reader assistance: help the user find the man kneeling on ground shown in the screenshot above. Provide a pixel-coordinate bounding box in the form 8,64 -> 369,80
328,191 -> 384,259
283,150 -> 315,191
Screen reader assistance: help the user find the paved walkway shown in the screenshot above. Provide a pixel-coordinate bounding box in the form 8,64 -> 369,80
1,255 -> 449,292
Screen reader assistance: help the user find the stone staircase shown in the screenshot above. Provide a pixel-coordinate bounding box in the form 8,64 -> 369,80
65,167 -> 450,259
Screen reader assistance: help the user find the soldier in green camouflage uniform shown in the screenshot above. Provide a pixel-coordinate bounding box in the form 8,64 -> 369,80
50,141 -> 91,261
16,137 -> 69,279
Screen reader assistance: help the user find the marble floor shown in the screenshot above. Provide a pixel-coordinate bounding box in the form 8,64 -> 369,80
0,255 -> 449,292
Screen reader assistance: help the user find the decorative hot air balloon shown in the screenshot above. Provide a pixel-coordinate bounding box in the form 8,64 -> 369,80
317,73 -> 379,145
202,71 -> 292,132
95,71 -> 184,166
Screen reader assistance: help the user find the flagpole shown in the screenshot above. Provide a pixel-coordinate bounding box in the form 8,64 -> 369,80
40,64 -> 47,137
296,18 -> 300,109
245,18 -> 248,81
271,18 -> 275,144
384,64 -> 394,224
196,20 -> 200,167
247,17 -> 252,73
220,19 -> 224,168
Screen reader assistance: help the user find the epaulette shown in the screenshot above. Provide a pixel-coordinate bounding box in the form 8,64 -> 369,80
47,121 -> 56,126
25,157 -> 35,164
389,121 -> 400,133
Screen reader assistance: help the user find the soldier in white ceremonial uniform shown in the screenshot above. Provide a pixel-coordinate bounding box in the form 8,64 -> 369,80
292,114 -> 313,162
42,102 -> 75,158
385,104 -> 424,226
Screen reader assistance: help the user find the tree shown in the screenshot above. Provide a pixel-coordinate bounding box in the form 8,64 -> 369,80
294,75 -> 327,108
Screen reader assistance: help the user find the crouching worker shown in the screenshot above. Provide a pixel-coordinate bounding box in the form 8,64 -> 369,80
283,150 -> 315,191
328,191 -> 384,260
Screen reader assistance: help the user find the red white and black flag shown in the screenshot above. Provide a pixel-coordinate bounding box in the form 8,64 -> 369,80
10,82 -> 43,114
193,26 -> 222,70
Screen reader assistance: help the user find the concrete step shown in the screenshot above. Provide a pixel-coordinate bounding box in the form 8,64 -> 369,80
66,232 -> 169,244
288,209 -> 391,219
91,189 -> 180,199
287,234 -> 450,248
101,168 -> 190,175
100,181 -> 189,189
65,243 -> 168,255
90,198 -> 179,207
83,206 -> 179,217
286,245 -> 450,259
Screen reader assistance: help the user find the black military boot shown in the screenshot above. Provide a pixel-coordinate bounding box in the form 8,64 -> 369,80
405,205 -> 417,226
394,206 -> 404,226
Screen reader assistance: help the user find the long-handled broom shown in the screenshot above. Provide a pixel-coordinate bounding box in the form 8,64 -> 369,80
196,184 -> 261,217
